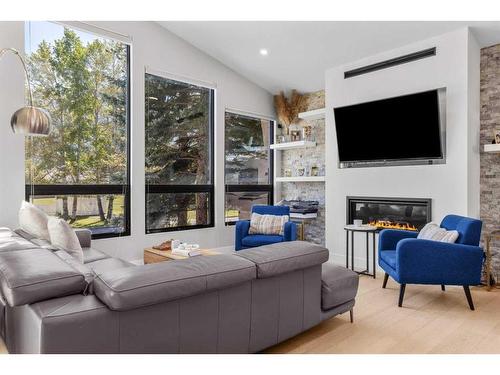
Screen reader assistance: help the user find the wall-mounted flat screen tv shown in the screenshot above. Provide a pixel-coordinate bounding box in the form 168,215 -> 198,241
334,89 -> 445,167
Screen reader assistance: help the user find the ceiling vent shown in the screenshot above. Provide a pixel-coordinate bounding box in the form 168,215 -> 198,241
344,47 -> 436,79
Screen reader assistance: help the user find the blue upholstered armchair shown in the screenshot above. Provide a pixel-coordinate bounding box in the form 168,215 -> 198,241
235,205 -> 297,251
379,214 -> 484,310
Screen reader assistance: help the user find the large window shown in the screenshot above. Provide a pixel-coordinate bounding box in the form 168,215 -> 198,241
145,73 -> 214,233
225,112 -> 273,223
25,22 -> 130,239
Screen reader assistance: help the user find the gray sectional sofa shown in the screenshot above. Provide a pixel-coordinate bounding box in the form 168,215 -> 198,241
0,228 -> 359,353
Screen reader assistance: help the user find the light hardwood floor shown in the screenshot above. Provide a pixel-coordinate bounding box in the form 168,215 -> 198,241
266,276 -> 500,354
1,275 -> 499,354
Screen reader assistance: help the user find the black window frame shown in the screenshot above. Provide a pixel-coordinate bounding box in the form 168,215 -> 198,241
224,113 -> 274,225
25,43 -> 132,240
144,76 -> 215,234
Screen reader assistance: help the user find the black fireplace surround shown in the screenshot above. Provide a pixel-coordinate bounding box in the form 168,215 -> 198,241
347,196 -> 431,231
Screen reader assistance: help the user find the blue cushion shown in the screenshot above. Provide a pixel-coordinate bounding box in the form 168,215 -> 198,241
241,235 -> 284,248
380,250 -> 397,270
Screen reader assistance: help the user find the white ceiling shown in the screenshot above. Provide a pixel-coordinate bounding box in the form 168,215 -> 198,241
159,21 -> 500,94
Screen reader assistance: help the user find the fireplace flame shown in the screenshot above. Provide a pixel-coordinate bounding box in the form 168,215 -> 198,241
369,220 -> 418,231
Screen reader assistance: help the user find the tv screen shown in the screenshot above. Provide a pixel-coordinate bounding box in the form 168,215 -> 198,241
334,90 -> 443,164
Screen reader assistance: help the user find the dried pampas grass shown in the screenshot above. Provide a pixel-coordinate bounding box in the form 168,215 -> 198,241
274,90 -> 307,130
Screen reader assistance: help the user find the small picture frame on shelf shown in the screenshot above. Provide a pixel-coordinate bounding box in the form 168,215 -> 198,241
284,169 -> 292,177
290,130 -> 301,142
302,125 -> 312,141
311,166 -> 319,177
494,130 -> 500,144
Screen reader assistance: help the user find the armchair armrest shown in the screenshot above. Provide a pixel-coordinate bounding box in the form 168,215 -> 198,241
396,238 -> 484,285
283,221 -> 297,241
379,229 -> 418,251
235,220 -> 250,251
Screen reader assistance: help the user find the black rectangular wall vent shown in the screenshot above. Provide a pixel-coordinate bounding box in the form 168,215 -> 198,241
344,47 -> 436,79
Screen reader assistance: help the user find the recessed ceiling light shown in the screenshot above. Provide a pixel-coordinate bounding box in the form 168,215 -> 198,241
259,48 -> 269,56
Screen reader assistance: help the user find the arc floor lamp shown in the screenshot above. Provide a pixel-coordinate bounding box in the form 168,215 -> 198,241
0,47 -> 51,135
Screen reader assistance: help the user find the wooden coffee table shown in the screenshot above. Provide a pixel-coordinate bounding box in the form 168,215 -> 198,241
143,247 -> 219,264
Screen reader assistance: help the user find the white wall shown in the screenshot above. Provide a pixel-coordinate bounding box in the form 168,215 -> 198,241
0,21 -> 274,261
325,28 -> 481,267
0,22 -> 26,231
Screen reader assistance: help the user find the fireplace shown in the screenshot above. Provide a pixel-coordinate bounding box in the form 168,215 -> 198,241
346,196 -> 431,231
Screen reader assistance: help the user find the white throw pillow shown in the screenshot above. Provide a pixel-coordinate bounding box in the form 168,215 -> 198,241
47,217 -> 84,263
18,200 -> 50,241
417,222 -> 459,243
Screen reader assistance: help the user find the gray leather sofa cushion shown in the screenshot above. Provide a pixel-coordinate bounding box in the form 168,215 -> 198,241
83,248 -> 110,264
54,250 -> 95,294
0,235 -> 39,253
235,241 -> 329,278
0,248 -> 86,306
94,254 -> 256,311
88,258 -> 134,276
321,262 -> 359,310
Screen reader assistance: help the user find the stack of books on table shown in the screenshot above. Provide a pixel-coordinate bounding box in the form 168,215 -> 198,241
171,247 -> 202,257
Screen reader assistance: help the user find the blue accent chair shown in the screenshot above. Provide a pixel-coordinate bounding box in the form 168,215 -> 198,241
235,205 -> 297,251
378,214 -> 484,310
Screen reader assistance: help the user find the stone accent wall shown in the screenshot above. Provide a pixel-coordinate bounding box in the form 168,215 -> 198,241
480,44 -> 500,281
280,90 -> 325,245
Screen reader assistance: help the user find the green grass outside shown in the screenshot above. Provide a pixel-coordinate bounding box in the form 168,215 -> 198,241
33,195 -> 125,228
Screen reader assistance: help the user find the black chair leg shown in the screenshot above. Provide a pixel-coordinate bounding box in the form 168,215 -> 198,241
382,273 -> 389,289
463,285 -> 475,310
441,285 -> 445,291
398,284 -> 406,307
349,309 -> 354,323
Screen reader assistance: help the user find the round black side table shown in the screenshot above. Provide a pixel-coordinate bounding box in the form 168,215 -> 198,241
344,224 -> 377,279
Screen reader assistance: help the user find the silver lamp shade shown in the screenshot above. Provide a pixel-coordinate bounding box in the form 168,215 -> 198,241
11,106 -> 51,136
1,47 -> 51,136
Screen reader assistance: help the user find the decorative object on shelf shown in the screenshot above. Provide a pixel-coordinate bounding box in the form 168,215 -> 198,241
153,239 -> 174,251
273,90 -> 307,135
0,47 -> 51,136
290,129 -> 301,142
277,134 -> 286,144
311,165 -> 319,176
284,168 -> 292,177
297,167 -> 305,177
494,130 -> 500,144
302,125 -> 313,141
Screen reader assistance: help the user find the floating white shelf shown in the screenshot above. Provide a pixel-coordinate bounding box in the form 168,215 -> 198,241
298,108 -> 325,121
484,144 -> 500,153
270,140 -> 317,150
276,176 -> 325,182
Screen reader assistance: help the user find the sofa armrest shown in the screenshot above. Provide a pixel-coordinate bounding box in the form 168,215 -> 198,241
284,221 -> 297,241
235,220 -> 250,251
378,229 -> 418,251
74,229 -> 92,248
396,238 -> 484,285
